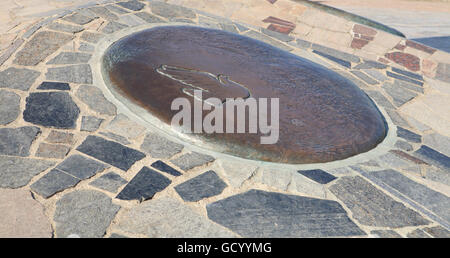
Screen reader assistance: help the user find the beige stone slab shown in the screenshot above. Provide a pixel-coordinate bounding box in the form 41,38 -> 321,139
400,100 -> 450,137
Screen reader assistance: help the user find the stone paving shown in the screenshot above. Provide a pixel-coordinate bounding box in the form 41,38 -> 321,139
0,0 -> 449,238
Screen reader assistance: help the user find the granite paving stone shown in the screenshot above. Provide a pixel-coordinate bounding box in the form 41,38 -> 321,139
414,145 -> 450,170
117,1 -> 145,11
311,44 -> 360,63
46,22 -> 85,33
77,135 -> 146,171
89,6 -> 119,21
47,52 -> 92,65
0,156 -> 54,188
117,196 -> 235,237
371,170 -> 450,222
23,92 -> 80,129
289,38 -> 311,49
297,169 -> 337,184
99,132 -> 131,145
391,67 -> 423,81
118,15 -> 146,27
207,189 -> 365,237
149,1 -> 196,20
370,230 -> 402,238
37,82 -> 70,91
46,64 -> 93,84
89,172 -> 128,193
151,160 -> 182,176
78,42 -> 95,52
423,226 -> 450,238
116,167 -> 171,201
394,79 -> 424,93
36,143 -> 70,159
0,126 -> 41,157
354,60 -> 388,69
140,133 -> 184,159
365,90 -> 395,109
386,71 -> 424,86
0,39 -> 24,66
397,127 -> 422,143
175,171 -> 227,202
244,30 -> 294,52
350,70 -> 378,85
14,31 -> 74,66
382,82 -> 418,107
170,152 -> 215,171
407,229 -> 430,238
56,154 -> 109,180
329,176 -> 429,227
54,190 -> 120,238
219,160 -> 258,188
80,116 -> 104,132
0,90 -> 20,125
30,169 -> 80,198
312,50 -> 351,68
423,133 -> 450,157
46,131 -> 74,145
363,69 -> 388,82
76,85 -> 117,116
106,4 -> 130,14
62,13 -> 95,25
134,12 -> 166,23
0,67 -> 41,91
80,32 -> 104,44
386,109 -> 410,128
102,21 -> 129,34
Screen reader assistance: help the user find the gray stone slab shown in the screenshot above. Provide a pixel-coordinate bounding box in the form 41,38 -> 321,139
102,21 -> 128,34
297,169 -> 337,184
261,28 -> 294,42
170,152 -> 215,171
395,140 -> 413,152
106,4 -> 130,14
424,133 -> 450,157
30,169 -> 80,198
0,90 -> 20,125
81,116 -> 104,132
117,196 -> 236,237
54,190 -> 120,237
394,79 -> 424,93
46,22 -> 85,33
397,127 -> 422,143
117,1 -> 145,11
363,69 -> 388,82
14,31 -> 74,66
56,154 -> 109,180
423,226 -> 450,238
140,133 -> 183,159
386,109 -> 410,128
77,135 -> 146,171
118,14 -> 146,26
386,71 -> 424,86
151,160 -> 182,176
175,171 -> 227,202
407,229 -> 430,238
47,52 -> 92,65
62,13 -> 95,25
46,64 -> 93,84
0,38 -> 24,66
350,70 -> 378,85
149,1 -> 196,19
104,114 -> 146,139
365,90 -> 395,109
23,92 -> 80,129
89,172 -> 128,193
0,67 -> 40,91
391,67 -> 423,82
46,131 -> 74,145
289,38 -> 311,49
89,6 -> 119,21
370,230 -> 402,238
0,156 -> 54,188
311,44 -> 360,63
80,32 -> 104,43
0,126 -> 41,157
244,30 -> 293,52
78,42 -> 95,52
36,143 -> 70,159
37,82 -> 70,91
207,189 -> 365,237
134,12 -> 166,23
425,167 -> 450,186
99,131 -> 131,145
382,82 -> 418,106
414,145 -> 450,170
329,176 -> 429,227
354,60 -> 388,69
76,85 -> 116,116
371,170 -> 450,223
116,166 -> 171,201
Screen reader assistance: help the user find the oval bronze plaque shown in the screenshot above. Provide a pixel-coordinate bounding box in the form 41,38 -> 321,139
102,26 -> 387,164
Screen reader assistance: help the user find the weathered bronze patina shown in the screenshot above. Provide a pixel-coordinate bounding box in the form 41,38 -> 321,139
102,26 -> 387,164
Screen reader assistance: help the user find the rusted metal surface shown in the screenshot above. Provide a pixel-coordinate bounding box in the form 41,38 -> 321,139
102,26 -> 387,164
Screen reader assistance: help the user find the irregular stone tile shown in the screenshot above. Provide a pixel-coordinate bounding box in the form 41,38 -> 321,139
14,31 -> 74,66
89,172 -> 128,193
371,170 -> 450,223
47,22 -> 84,33
46,131 -> 74,145
140,133 -> 183,158
311,44 -> 360,63
244,30 -> 293,52
62,13 -> 95,25
117,1 -> 145,11
297,169 -> 337,184
397,127 -> 422,143
81,116 -> 104,132
423,226 -> 450,238
76,85 -> 117,116
54,190 -> 120,238
89,6 -> 119,21
151,160 -> 182,176
425,167 -> 450,186
117,196 -> 235,237
394,79 -> 424,93
118,15 -> 146,27
382,82 -> 418,107
170,152 -> 215,171
386,109 -> 410,128
36,143 -> 70,159
258,167 -> 292,191
354,60 -> 387,69
0,67 -> 40,91
175,171 -> 227,202
386,71 -> 423,86
23,92 -> 80,129
80,32 -> 104,43
37,81 -> 70,91
407,229 -> 430,238
77,135 -> 145,171
424,133 -> 450,157
99,131 -> 131,145
116,167 -> 171,201
47,52 -> 92,65
389,150 -> 428,165
0,90 -> 20,125
78,42 -> 95,52
46,64 -> 93,84
134,12 -> 166,23
102,21 -> 128,34
0,38 -> 24,66
0,126 -> 40,157
365,90 -> 395,110
370,230 -> 402,238
30,169 -> 80,198
363,69 -> 388,82
329,176 -> 429,227
105,114 -> 146,139
219,160 -> 257,188
0,188 -> 52,237
350,70 -> 378,85
56,154 -> 109,180
261,28 -> 294,42
77,8 -> 99,19
149,1 -> 196,20
414,145 -> 450,170
207,189 -> 365,237
106,4 -> 130,14
0,156 -> 54,188
312,50 -> 351,68
391,67 -> 423,81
